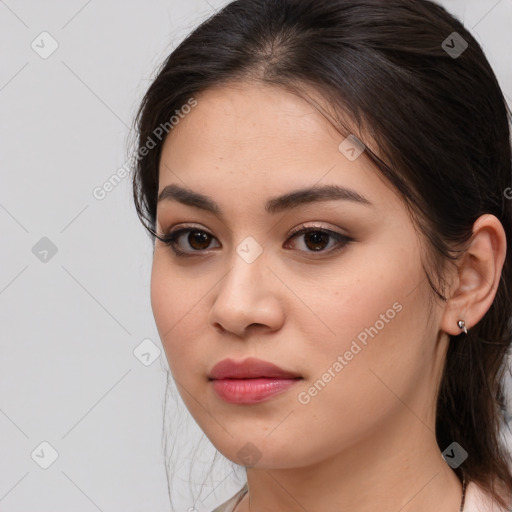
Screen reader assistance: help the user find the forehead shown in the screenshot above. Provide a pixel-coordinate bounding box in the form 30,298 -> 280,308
165,82 -> 342,154
157,82 -> 400,214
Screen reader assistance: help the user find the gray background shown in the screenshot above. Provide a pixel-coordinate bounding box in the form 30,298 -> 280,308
1,1 -> 511,511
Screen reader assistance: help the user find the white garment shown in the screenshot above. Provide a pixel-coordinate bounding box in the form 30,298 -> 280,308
211,484 -> 246,512
211,481 -> 512,512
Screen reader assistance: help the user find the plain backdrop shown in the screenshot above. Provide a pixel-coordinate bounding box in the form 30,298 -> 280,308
1,1 -> 511,511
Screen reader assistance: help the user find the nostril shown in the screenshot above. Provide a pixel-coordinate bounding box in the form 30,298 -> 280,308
248,323 -> 266,329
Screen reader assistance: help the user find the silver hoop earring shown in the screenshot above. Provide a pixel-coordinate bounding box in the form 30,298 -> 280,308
457,320 -> 468,334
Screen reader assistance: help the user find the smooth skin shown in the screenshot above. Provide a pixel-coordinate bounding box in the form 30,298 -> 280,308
150,81 -> 507,512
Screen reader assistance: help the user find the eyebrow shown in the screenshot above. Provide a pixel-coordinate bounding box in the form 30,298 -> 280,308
157,183 -> 371,216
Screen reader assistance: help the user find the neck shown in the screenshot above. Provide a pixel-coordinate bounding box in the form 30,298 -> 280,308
238,417 -> 463,512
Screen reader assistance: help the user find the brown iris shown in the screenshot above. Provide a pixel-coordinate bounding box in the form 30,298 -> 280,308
303,231 -> 330,251
188,230 -> 212,250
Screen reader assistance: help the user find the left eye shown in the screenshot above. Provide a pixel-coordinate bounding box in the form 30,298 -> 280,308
285,227 -> 351,253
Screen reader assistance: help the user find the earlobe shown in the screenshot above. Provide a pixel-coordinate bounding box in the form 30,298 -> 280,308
440,214 -> 507,337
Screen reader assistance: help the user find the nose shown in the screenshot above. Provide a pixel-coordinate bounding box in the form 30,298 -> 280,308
208,247 -> 286,338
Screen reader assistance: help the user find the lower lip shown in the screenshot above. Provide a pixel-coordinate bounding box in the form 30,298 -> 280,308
211,378 -> 301,404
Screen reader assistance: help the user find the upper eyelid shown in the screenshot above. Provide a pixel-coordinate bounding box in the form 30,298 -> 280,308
288,223 -> 345,236
165,222 -> 345,239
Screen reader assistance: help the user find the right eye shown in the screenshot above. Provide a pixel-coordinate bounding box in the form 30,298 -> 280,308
157,226 -> 221,257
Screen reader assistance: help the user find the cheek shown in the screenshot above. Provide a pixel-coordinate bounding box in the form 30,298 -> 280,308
299,245 -> 421,355
293,245 -> 428,411
150,256 -> 205,371
285,295 -> 429,462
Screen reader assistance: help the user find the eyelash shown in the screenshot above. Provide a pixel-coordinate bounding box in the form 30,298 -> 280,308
156,223 -> 353,258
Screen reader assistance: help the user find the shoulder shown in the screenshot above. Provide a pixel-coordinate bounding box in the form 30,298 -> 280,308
210,484 -> 248,512
464,481 -> 512,512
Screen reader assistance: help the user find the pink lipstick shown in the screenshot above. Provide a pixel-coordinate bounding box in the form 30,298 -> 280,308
208,357 -> 302,404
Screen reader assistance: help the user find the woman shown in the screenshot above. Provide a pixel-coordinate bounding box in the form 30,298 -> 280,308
131,0 -> 512,510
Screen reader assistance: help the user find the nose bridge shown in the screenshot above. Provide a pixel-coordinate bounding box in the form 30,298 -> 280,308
222,236 -> 268,302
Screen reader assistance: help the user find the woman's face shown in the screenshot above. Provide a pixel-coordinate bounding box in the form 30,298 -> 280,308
151,82 -> 448,468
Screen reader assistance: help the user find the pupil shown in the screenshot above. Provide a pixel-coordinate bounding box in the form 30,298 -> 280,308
306,231 -> 328,251
189,231 -> 210,250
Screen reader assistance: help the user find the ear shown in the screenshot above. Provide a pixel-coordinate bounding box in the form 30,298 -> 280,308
440,214 -> 507,336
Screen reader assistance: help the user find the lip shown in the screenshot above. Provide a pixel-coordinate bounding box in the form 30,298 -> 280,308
211,378 -> 300,404
208,357 -> 302,404
208,357 -> 301,380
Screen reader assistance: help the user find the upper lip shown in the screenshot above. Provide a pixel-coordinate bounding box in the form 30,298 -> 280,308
208,357 -> 302,379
